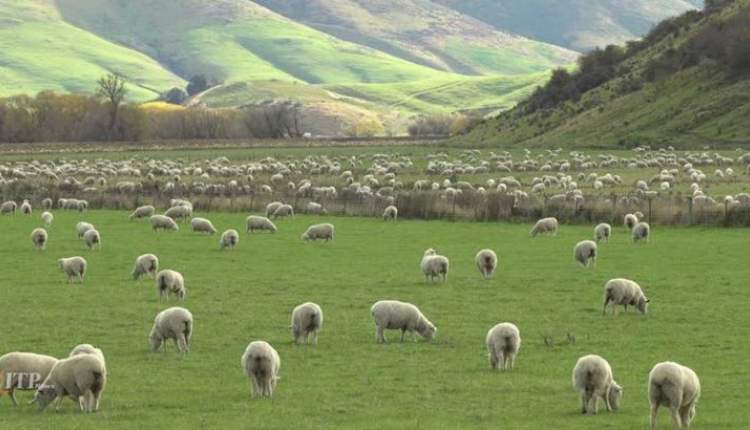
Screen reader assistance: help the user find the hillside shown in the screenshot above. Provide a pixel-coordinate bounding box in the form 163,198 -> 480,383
461,0 -> 750,148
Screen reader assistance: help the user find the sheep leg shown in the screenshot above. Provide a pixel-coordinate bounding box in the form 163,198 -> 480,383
376,326 -> 385,343
177,334 -> 188,353
670,406 -> 682,428
580,393 -> 588,414
9,389 -> 18,406
400,329 -> 406,343
605,388 -> 613,412
602,298 -> 610,315
498,352 -> 505,371
311,330 -> 318,345
508,353 -> 515,370
489,352 -> 498,370
679,405 -> 692,427
650,404 -> 659,430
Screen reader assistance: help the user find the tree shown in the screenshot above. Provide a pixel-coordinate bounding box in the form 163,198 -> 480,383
97,74 -> 127,137
164,87 -> 188,105
186,75 -> 209,96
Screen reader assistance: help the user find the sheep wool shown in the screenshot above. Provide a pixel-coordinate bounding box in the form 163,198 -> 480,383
648,362 -> 700,429
485,323 -> 521,371
0,352 -> 58,405
475,249 -> 498,279
31,354 -> 106,412
291,302 -> 323,345
31,228 -> 48,250
370,300 -> 436,343
241,341 -> 281,398
246,215 -> 277,233
149,307 -> 193,353
572,354 -> 622,415
132,254 -> 159,280
219,229 -> 240,250
58,257 -> 87,283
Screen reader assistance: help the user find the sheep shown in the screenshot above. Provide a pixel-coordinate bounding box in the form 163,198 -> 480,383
241,341 -> 281,398
58,257 -> 87,283
648,362 -> 700,429
574,240 -> 597,267
219,229 -> 239,250
603,278 -> 650,315
291,302 -> 323,345
271,204 -> 294,219
383,205 -> 398,221
76,222 -> 94,239
632,222 -> 650,243
475,249 -> 497,279
370,300 -> 436,343
572,354 -> 623,415
421,249 -> 449,282
150,214 -> 179,232
485,322 -> 521,371
0,200 -> 16,215
530,217 -> 558,237
164,205 -> 192,222
155,270 -> 186,300
0,352 -> 58,406
31,354 -> 106,412
69,344 -> 105,366
41,198 -> 53,209
624,214 -> 638,230
20,199 -> 32,215
301,223 -> 334,242
31,228 -> 48,250
129,205 -> 155,220
191,217 -> 217,235
305,202 -> 327,215
594,223 -> 611,243
149,307 -> 193,353
83,229 -> 101,250
132,254 -> 159,280
41,211 -> 53,227
246,215 -> 277,233
265,202 -> 283,217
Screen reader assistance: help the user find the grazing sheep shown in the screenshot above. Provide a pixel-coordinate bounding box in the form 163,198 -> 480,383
41,211 -> 53,227
265,201 -> 283,217
634,211 -> 644,220
41,198 -> 53,209
530,217 -> 559,237
291,302 -> 323,345
301,223 -> 334,242
246,215 -> 277,233
624,214 -> 638,230
485,323 -> 521,371
58,257 -> 87,283
149,307 -> 193,353
383,205 -> 398,221
20,200 -> 32,215
574,240 -> 597,267
31,354 -> 106,412
191,217 -> 217,235
421,249 -> 449,282
603,278 -> 650,315
129,205 -> 155,220
31,228 -> 48,250
572,354 -> 623,415
594,223 -> 612,243
155,270 -> 186,300
132,254 -> 159,280
0,352 -> 58,406
475,249 -> 497,279
649,362 -> 700,429
241,341 -> 281,398
68,344 -> 105,366
0,200 -> 16,215
271,204 -> 294,219
150,214 -> 179,232
83,229 -> 101,250
76,222 -> 94,239
219,229 -> 239,250
164,204 -> 192,221
632,222 -> 650,243
370,300 -> 436,343
305,202 -> 327,215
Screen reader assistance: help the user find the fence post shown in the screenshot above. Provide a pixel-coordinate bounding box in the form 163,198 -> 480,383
687,197 -> 693,226
451,196 -> 457,221
724,201 -> 729,227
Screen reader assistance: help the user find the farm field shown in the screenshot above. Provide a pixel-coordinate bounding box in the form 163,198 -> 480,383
0,210 -> 747,429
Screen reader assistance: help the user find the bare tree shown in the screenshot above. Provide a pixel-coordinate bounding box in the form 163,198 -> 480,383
97,74 -> 127,138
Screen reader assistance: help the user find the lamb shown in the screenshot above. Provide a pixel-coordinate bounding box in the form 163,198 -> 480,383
305,202 -> 327,215
132,254 -> 159,280
530,217 -> 559,237
370,300 -> 436,343
246,215 -> 277,233
76,222 -> 95,239
31,354 -> 106,412
164,205 -> 192,222
0,352 -> 58,405
574,240 -> 597,267
83,229 -> 101,250
58,257 -> 87,283
603,278 -> 650,315
632,222 -> 650,243
219,229 -> 239,250
129,205 -> 155,220
572,354 -> 623,415
191,217 -> 217,235
594,223 -> 612,243
291,302 -> 323,345
150,214 -> 179,232
475,249 -> 497,279
149,307 -> 193,353
41,211 -> 53,227
155,269 -> 186,300
271,204 -> 294,219
485,323 -> 521,371
241,341 -> 281,398
0,200 -> 16,215
31,228 -> 48,250
383,205 -> 398,221
20,199 -> 32,215
648,362 -> 700,429
301,223 -> 334,242
265,202 -> 283,217
624,213 -> 638,230
421,249 -> 449,282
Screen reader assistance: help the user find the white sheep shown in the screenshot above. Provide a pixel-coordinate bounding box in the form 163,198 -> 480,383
164,205 -> 192,222
58,257 -> 87,283
0,352 -> 58,405
129,205 -> 155,220
31,228 -> 48,250
530,217 -> 558,237
306,202 -> 327,215
475,249 -> 497,279
149,307 -> 193,353
632,222 -> 650,243
246,215 -> 277,233
572,354 -> 623,415
20,199 -> 32,215
370,300 -> 436,343
624,213 -> 638,230
301,223 -> 334,242
594,223 -> 611,243
191,217 -> 217,235
603,278 -> 650,315
41,211 -> 53,227
31,354 -> 106,413
241,341 -> 281,398
648,362 -> 700,429
41,198 -> 53,209
272,204 -> 294,219
83,229 -> 101,250
67,344 -> 106,411
574,240 -> 597,267
150,214 -> 179,232
155,270 -> 186,300
132,254 -> 159,280
265,201 -> 283,217
0,200 -> 16,215
219,229 -> 239,250
383,205 -> 398,221
485,323 -> 521,371
421,249 -> 449,282
291,302 -> 323,345
76,222 -> 94,239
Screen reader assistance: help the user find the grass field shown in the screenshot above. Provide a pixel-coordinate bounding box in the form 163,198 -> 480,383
0,210 -> 746,428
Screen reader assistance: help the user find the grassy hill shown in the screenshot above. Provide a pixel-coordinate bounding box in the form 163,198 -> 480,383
459,0 -> 750,148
